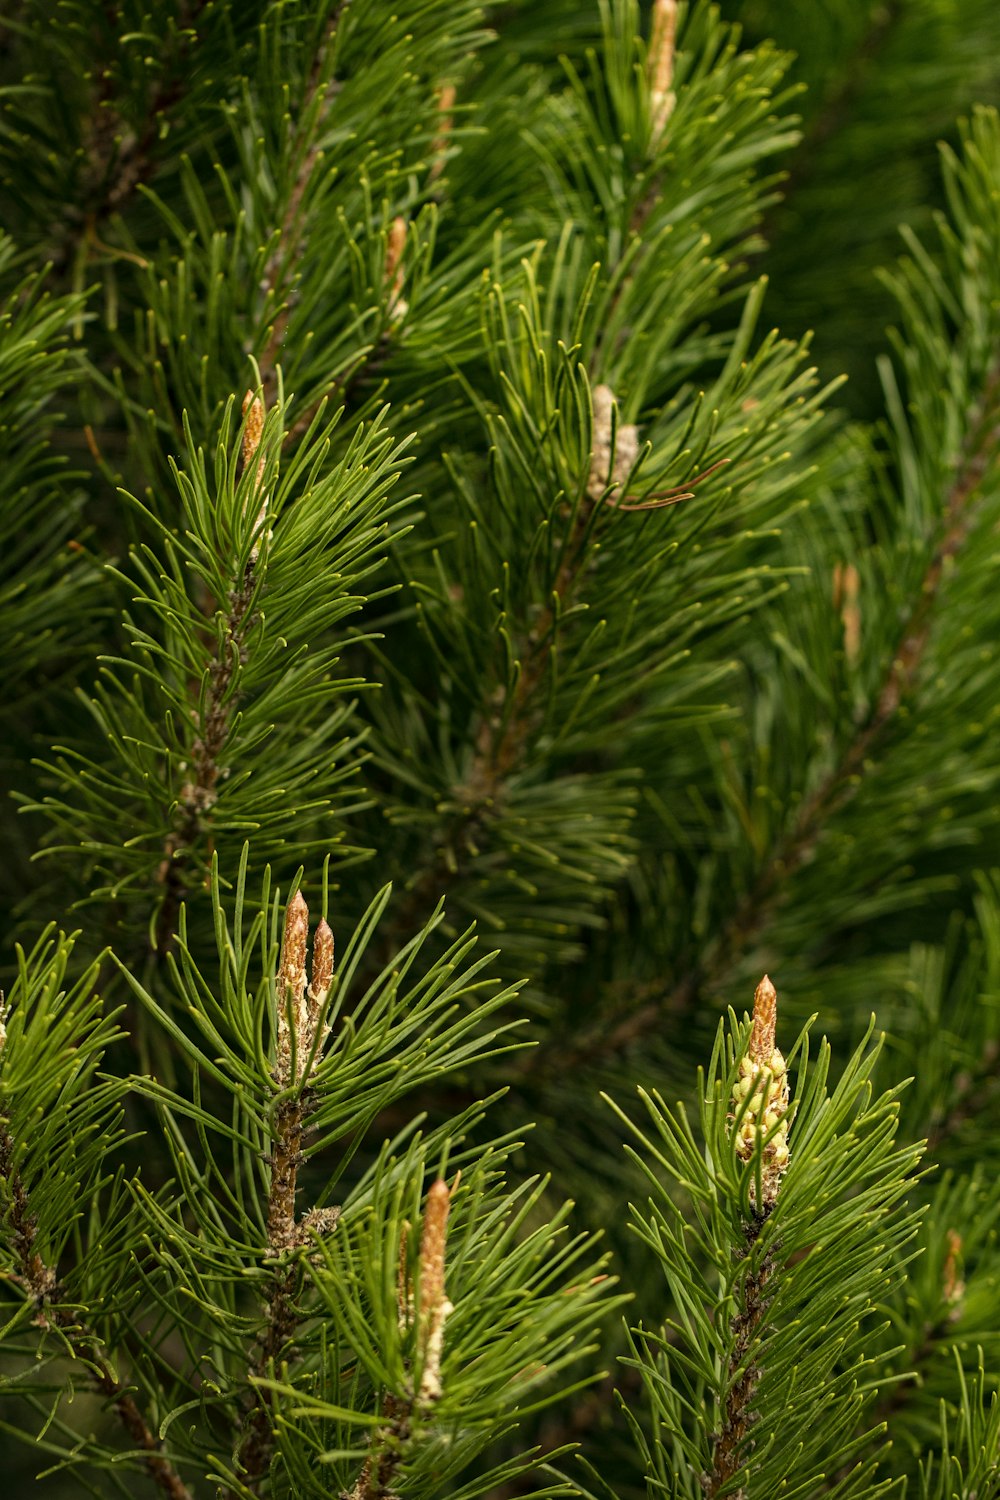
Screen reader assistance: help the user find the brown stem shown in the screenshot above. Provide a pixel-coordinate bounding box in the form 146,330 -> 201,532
345,1391 -> 413,1500
224,1096 -> 306,1497
155,564 -> 258,952
0,1119 -> 193,1500
703,1210 -> 775,1500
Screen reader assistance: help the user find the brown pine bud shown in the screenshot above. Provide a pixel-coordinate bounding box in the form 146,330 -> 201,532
648,0 -> 678,146
310,918 -> 334,1004
430,82 -> 456,183
279,891 -> 309,1001
417,1178 -> 453,1403
304,916 -> 334,1067
241,388 -> 269,560
749,973 -> 777,1064
942,1229 -> 965,1307
385,215 -> 409,321
419,1178 -> 450,1315
241,389 -> 264,469
276,891 -> 309,1085
832,562 -> 862,666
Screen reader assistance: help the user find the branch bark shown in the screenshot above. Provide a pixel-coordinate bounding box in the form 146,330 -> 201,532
224,1095 -> 306,1497
224,895 -> 337,1498
703,1209 -> 776,1500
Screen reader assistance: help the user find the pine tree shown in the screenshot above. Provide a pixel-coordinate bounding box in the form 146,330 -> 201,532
1,1 -> 1000,1496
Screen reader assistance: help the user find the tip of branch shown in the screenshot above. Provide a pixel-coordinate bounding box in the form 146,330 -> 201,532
310,918 -> 334,1000
278,892 -> 310,1005
241,389 -> 265,464
419,1178 -> 451,1312
750,973 -> 778,1063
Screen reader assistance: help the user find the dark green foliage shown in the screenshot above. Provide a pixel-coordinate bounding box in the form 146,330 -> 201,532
24,398 -> 407,942
0,242 -> 97,709
611,1015 -> 922,1497
1,1 -> 1000,1496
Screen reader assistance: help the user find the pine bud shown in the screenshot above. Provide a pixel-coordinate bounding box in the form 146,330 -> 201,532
832,562 -> 862,665
749,973 -> 777,1064
241,388 -> 270,561
417,1178 -> 454,1403
429,82 -> 456,183
241,388 -> 264,470
274,895 -> 338,1085
385,215 -> 409,322
942,1229 -> 965,1308
732,974 -> 790,1209
276,891 -> 309,1085
648,0 -> 678,147
588,384 -> 640,502
310,918 -> 334,999
306,916 -> 334,1059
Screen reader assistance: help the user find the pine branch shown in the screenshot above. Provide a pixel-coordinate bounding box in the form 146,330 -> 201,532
702,1210 -> 776,1500
368,497 -> 601,961
519,360 -> 1000,1083
280,212 -> 409,448
0,1117 -> 193,1500
343,1179 -> 453,1500
142,166 -> 405,955
257,4 -> 349,407
254,0 -> 414,434
155,555 -> 258,953
225,893 -> 336,1498
225,1090 -> 306,1496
